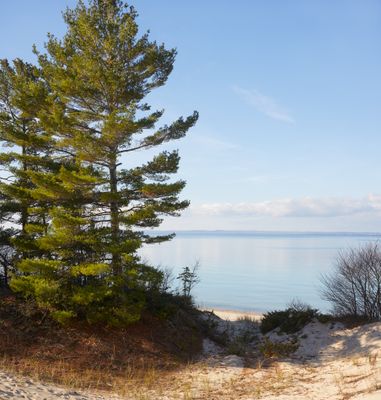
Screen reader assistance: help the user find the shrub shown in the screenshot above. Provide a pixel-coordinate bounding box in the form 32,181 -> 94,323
259,338 -> 299,358
226,324 -> 259,356
261,302 -> 319,334
145,265 -> 199,319
321,243 -> 381,321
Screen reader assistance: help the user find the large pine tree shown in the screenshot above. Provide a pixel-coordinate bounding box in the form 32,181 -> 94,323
10,0 -> 198,325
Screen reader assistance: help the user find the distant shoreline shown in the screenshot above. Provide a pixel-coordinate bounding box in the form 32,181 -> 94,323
146,230 -> 381,237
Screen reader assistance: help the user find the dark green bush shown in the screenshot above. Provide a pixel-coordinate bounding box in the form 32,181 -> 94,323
261,304 -> 319,334
259,338 -> 299,358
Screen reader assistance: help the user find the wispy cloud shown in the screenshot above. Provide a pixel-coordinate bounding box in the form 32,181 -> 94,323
191,134 -> 239,150
191,195 -> 381,218
232,85 -> 294,123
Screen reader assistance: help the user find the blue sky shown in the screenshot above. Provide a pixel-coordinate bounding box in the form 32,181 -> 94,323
1,1 -> 381,231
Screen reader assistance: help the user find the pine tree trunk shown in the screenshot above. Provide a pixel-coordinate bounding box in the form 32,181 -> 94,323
20,142 -> 29,261
21,144 -> 28,235
109,161 -> 121,275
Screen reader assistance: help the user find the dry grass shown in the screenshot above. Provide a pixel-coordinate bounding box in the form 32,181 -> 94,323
236,315 -> 259,324
259,338 -> 299,359
0,294 -> 203,397
0,356 -> 176,396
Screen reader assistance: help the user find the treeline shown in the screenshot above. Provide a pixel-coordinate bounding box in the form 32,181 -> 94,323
0,0 -> 198,325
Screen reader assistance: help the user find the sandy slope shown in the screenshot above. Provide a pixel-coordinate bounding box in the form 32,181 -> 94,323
145,317 -> 381,400
257,320 -> 381,400
0,370 -> 118,400
2,314 -> 381,399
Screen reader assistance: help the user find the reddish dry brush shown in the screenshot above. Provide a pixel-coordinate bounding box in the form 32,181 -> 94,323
0,294 -> 203,393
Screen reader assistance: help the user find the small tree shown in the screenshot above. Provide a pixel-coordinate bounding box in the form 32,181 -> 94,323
177,262 -> 200,298
321,242 -> 381,320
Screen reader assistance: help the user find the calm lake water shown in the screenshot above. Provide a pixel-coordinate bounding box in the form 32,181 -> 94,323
140,231 -> 381,313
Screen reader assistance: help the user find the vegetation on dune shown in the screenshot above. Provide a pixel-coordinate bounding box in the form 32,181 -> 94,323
261,301 -> 320,334
0,294 -> 204,394
321,242 -> 381,321
260,240 -> 381,336
0,0 -> 198,325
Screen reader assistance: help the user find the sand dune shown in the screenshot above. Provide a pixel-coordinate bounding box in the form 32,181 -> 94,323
2,314 -> 381,399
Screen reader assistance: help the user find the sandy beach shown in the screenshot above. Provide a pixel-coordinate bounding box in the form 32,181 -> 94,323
2,310 -> 381,399
202,307 -> 263,321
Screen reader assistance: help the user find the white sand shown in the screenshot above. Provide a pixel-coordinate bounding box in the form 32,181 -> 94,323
0,370 -> 119,400
258,320 -> 381,400
169,315 -> 381,400
2,314 -> 381,399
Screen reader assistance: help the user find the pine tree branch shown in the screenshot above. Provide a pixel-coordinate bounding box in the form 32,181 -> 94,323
116,142 -> 151,154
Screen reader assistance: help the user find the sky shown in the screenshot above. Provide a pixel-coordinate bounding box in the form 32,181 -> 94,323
0,1 -> 380,232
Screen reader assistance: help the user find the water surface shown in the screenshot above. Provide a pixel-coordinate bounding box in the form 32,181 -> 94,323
140,231 -> 381,313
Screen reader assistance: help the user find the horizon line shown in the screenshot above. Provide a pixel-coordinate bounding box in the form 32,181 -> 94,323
148,229 -> 381,236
